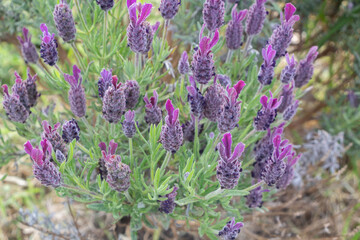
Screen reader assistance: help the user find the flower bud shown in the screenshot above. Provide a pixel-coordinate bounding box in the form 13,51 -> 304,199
294,46 -> 318,88
56,149 -> 66,163
96,0 -> 114,11
17,28 -> 39,64
245,184 -> 269,208
283,100 -> 299,121
24,139 -> 62,188
203,77 -> 226,122
53,0 -> 76,43
216,133 -> 245,189
253,91 -> 282,131
246,0 -> 267,36
191,25 -> 219,85
216,74 -> 231,88
218,80 -> 246,133
159,186 -> 178,214
102,76 -> 126,123
39,24 -> 58,66
122,110 -> 136,138
280,53 -> 297,84
276,151 -> 300,189
178,51 -> 190,75
277,82 -> 294,113
98,68 -> 113,99
124,80 -> 140,109
268,3 -> 299,59
218,218 -> 244,240
160,99 -> 183,153
12,71 -> 30,110
100,140 -> 131,192
127,1 -> 154,54
144,90 -> 162,125
24,69 -> 40,108
62,118 -> 80,143
159,0 -> 181,20
2,84 -> 29,123
226,6 -> 247,50
258,44 -> 276,86
203,0 -> 225,32
42,120 -> 67,157
187,76 -> 205,117
64,65 -> 87,118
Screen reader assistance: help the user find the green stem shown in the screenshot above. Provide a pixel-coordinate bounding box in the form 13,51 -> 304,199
62,184 -> 102,200
160,151 -> 172,175
204,187 -> 224,200
54,64 -> 64,75
226,49 -> 233,63
179,74 -> 186,98
243,35 -> 254,57
242,158 -> 255,170
135,53 -> 141,77
161,20 -> 169,53
242,129 -> 256,142
74,0 -> 90,34
194,116 -> 199,159
102,11 -> 108,66
242,180 -> 264,192
129,138 -> 133,169
70,42 -> 86,71
124,190 -> 133,203
81,117 -> 95,134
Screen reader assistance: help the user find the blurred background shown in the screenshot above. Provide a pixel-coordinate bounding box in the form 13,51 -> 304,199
0,0 -> 359,239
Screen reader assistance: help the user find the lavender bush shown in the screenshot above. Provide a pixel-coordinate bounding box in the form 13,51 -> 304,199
1,1 -> 319,239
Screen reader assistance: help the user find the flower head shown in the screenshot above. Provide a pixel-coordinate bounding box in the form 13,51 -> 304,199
17,27 -> 39,64
203,76 -> 226,122
62,119 -> 80,143
42,120 -> 67,157
144,90 -> 162,125
246,183 -> 269,208
122,110 -> 136,138
276,150 -> 301,189
159,0 -> 181,20
102,76 -> 126,123
178,51 -> 190,75
160,99 -> 183,153
258,44 -> 276,86
53,0 -> 76,42
124,80 -> 140,109
186,76 -> 205,117
203,0 -> 225,32
2,84 -> 29,123
246,0 -> 267,36
159,186 -> 178,214
96,0 -> 114,11
39,24 -> 58,66
253,91 -> 282,131
218,217 -> 244,240
294,46 -> 319,88
98,69 -> 114,98
280,54 -> 297,84
64,65 -> 87,118
217,133 -> 245,189
226,5 -> 247,50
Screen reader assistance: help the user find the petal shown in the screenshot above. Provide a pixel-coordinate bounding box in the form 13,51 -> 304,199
209,29 -> 219,49
42,120 -> 50,134
137,3 -> 152,24
109,140 -> 118,155
222,133 -> 232,159
98,142 -> 107,153
260,95 -> 268,108
24,141 -> 34,155
229,142 -> 245,162
284,3 -> 296,22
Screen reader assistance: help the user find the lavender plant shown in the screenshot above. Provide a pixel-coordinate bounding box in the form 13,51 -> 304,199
1,0 -> 320,239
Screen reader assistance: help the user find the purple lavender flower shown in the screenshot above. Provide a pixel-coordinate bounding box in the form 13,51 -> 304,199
178,51 -> 190,75
203,0 -> 225,32
277,82 -> 294,113
246,0 -> 267,36
226,5 -> 247,50
24,69 -> 40,108
204,77 -> 226,122
55,149 -> 66,163
2,84 -> 29,123
218,217 -> 244,240
280,53 -> 297,84
283,100 -> 299,121
217,74 -> 231,88
122,110 -> 136,138
276,150 -> 301,189
159,0 -> 181,20
98,68 -> 113,99
159,186 -> 178,214
102,76 -> 126,123
246,184 -> 269,208
294,46 -> 319,88
218,80 -> 246,133
258,44 -> 276,86
216,133 -> 245,189
127,0 -> 154,54
144,90 -> 162,125
42,120 -> 67,157
191,25 -> 219,85
62,119 -> 80,143
64,65 -> 87,118
96,0 -> 114,11
100,140 -> 131,192
182,114 -> 204,142
24,139 -> 62,188
160,99 -> 183,153
17,28 -> 39,64
186,76 -> 205,117
124,80 -> 140,109
268,3 -> 300,59
39,23 -> 58,66
261,135 -> 292,186
12,71 -> 30,110
53,0 -> 76,43
253,91 -> 282,131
